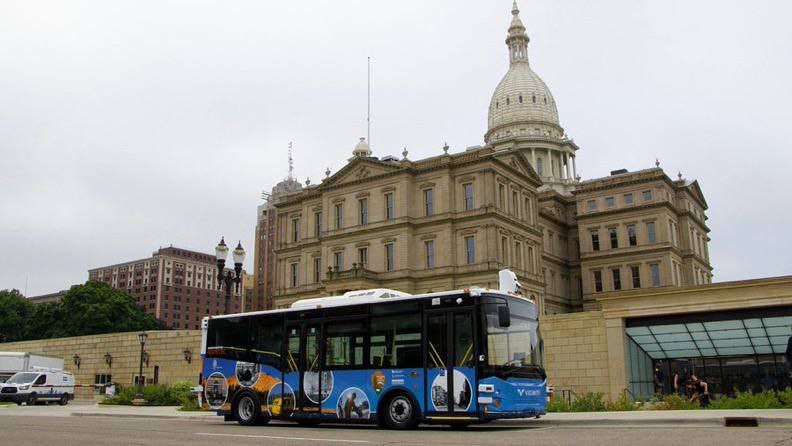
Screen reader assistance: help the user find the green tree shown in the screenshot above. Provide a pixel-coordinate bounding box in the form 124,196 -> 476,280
55,282 -> 158,337
0,289 -> 35,341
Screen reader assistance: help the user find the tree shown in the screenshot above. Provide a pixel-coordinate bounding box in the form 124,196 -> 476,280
0,289 -> 35,341
55,282 -> 158,337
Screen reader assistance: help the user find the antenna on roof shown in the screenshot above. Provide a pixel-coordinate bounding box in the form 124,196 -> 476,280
288,142 -> 294,180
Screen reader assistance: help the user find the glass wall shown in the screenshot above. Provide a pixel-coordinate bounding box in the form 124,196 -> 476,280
625,306 -> 792,397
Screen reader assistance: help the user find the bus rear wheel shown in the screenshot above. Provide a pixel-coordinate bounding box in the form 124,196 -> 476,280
234,393 -> 263,426
382,394 -> 418,430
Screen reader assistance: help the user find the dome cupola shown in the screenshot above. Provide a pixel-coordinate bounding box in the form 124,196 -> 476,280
485,1 -> 561,144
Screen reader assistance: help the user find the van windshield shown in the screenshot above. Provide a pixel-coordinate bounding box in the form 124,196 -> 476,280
6,373 -> 39,384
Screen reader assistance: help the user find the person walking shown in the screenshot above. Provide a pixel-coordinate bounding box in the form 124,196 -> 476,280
653,362 -> 665,396
688,374 -> 710,407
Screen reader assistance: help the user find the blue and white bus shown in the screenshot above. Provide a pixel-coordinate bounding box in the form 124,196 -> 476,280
200,270 -> 547,429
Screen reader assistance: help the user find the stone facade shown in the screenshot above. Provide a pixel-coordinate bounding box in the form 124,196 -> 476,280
542,312 -> 610,396
0,330 -> 201,400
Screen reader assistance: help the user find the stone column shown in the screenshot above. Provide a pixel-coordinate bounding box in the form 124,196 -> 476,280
547,148 -> 553,180
605,317 -> 628,401
572,155 -> 577,179
565,153 -> 572,179
531,148 -> 536,171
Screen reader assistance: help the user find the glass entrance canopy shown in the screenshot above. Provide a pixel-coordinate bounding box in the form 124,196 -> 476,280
625,307 -> 792,360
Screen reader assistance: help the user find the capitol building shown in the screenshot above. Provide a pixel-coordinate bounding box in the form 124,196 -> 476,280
256,1 -> 713,315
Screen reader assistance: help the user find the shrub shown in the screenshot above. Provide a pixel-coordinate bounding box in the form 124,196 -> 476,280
777,387 -> 792,409
606,391 -> 637,411
101,382 -> 197,407
570,392 -> 607,412
546,395 -> 571,412
708,390 -> 782,410
654,394 -> 699,410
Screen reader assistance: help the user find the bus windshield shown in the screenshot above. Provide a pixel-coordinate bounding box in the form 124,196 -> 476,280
484,296 -> 544,379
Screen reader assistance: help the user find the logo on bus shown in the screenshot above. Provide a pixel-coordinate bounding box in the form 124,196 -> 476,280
516,389 -> 540,397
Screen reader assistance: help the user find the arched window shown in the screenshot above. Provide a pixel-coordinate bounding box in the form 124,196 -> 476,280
532,95 -> 536,103
544,97 -> 547,104
506,97 -> 510,105
496,101 -> 499,109
537,158 -> 544,176
519,95 -> 523,103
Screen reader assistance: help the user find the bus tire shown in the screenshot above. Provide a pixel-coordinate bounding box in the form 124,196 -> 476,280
59,394 -> 69,406
381,392 -> 418,430
233,392 -> 262,426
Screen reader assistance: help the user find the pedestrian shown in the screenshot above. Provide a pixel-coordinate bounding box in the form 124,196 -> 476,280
786,325 -> 792,378
688,374 -> 710,408
653,362 -> 665,396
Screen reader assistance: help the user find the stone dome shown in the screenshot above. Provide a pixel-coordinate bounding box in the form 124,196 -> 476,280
352,136 -> 372,158
485,2 -> 561,142
488,64 -> 559,130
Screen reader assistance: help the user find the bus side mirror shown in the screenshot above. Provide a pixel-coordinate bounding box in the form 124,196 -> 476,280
498,305 -> 511,328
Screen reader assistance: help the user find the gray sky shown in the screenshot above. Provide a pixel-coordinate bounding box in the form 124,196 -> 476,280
2,0 -> 791,296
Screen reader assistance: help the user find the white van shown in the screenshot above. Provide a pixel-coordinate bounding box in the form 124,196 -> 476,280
0,369 -> 75,406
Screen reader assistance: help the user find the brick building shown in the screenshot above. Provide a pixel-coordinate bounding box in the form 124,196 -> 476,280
88,247 -> 244,329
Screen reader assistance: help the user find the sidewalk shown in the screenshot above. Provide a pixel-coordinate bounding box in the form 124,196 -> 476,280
3,403 -> 791,426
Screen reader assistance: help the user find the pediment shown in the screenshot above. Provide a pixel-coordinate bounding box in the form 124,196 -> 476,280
687,180 -> 708,209
492,150 -> 542,185
321,157 -> 405,189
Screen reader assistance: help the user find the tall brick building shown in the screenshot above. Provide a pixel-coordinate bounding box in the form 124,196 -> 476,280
88,247 -> 244,329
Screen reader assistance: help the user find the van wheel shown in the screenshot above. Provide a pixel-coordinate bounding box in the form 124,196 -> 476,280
234,393 -> 261,426
27,395 -> 37,406
59,395 -> 69,406
382,393 -> 418,430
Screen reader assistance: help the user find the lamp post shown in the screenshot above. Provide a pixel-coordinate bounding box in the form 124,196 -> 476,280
215,237 -> 245,314
132,331 -> 148,406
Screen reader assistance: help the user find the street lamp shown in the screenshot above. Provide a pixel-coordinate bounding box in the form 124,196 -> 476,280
133,331 -> 148,406
215,237 -> 245,314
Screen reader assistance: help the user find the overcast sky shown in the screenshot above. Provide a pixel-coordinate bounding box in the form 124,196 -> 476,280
2,0 -> 791,296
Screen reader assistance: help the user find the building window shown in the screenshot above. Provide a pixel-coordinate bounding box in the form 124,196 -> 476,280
292,218 -> 300,242
358,198 -> 368,225
334,251 -> 344,271
313,257 -> 321,283
334,204 -> 344,229
512,191 -> 519,218
624,193 -> 634,205
463,183 -> 474,210
537,158 -> 544,176
94,374 -> 112,395
385,193 -> 394,221
424,189 -> 434,216
425,240 -> 435,268
631,265 -> 641,288
514,241 -> 523,269
385,243 -> 394,272
314,212 -> 322,238
627,224 -> 637,247
290,263 -> 299,287
647,222 -> 657,243
609,227 -> 618,249
498,184 -> 506,209
587,200 -> 597,212
612,268 -> 622,291
501,236 -> 509,265
591,230 -> 600,251
358,247 -> 368,268
643,190 -> 653,201
593,270 -> 603,292
650,263 -> 661,287
524,197 -> 532,223
605,197 -> 615,208
464,236 -> 476,264
527,246 -> 535,272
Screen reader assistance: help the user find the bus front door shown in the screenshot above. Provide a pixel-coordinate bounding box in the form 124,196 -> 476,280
425,310 -> 476,419
285,322 -> 323,418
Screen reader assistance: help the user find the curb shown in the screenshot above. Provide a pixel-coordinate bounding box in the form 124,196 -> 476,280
71,412 -> 216,421
495,417 -> 792,428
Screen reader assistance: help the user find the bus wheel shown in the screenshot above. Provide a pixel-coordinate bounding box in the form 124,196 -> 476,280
234,393 -> 261,426
59,394 -> 69,406
383,394 -> 418,430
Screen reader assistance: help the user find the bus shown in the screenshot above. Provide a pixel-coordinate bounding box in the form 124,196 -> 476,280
200,269 -> 547,429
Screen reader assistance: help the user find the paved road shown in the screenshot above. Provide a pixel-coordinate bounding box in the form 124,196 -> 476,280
2,414 -> 792,446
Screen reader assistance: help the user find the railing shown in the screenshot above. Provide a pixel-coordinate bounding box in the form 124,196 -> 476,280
325,264 -> 380,281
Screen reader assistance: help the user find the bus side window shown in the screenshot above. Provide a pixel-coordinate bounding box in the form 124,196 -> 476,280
252,315 -> 283,369
369,313 -> 421,368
